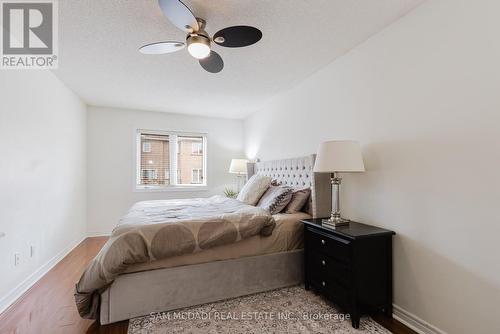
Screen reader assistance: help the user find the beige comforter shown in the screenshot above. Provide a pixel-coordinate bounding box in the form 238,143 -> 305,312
74,196 -> 275,319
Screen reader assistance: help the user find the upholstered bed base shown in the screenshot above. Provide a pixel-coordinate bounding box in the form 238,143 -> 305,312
99,250 -> 304,324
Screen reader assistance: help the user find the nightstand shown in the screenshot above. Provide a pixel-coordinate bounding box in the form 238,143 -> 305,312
301,218 -> 395,329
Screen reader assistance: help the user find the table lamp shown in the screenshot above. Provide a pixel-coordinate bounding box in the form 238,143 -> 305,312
314,140 -> 365,227
229,159 -> 248,191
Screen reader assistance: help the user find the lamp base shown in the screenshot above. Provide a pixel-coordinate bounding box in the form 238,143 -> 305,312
322,217 -> 350,228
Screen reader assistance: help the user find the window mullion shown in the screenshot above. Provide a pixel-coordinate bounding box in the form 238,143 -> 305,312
203,136 -> 207,186
170,134 -> 178,186
136,131 -> 141,186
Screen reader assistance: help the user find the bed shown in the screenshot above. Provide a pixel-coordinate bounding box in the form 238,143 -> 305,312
81,155 -> 330,324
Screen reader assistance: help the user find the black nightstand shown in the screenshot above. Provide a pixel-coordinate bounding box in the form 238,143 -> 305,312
301,218 -> 395,329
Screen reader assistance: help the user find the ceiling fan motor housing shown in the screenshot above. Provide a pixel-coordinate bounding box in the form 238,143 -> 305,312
186,34 -> 211,48
187,18 -> 210,48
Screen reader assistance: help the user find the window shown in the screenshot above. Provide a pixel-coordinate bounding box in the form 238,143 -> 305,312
191,142 -> 203,155
142,142 -> 151,153
191,168 -> 203,184
136,130 -> 207,189
141,169 -> 157,183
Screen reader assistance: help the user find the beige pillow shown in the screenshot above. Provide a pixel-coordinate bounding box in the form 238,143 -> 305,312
237,174 -> 272,205
257,186 -> 293,214
285,188 -> 311,213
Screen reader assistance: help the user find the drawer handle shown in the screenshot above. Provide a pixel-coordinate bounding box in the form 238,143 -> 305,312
321,260 -> 326,266
321,239 -> 325,245
322,281 -> 326,287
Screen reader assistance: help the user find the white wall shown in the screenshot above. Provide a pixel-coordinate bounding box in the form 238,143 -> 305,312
87,106 -> 244,234
0,70 -> 87,312
244,0 -> 500,333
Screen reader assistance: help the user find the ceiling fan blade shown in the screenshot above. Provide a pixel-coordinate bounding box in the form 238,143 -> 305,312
158,0 -> 199,33
199,51 -> 224,73
139,41 -> 185,54
213,26 -> 262,48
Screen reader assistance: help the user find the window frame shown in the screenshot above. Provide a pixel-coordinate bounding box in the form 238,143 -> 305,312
134,129 -> 208,192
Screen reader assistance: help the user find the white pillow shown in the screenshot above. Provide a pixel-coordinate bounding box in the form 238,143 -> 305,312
237,174 -> 272,205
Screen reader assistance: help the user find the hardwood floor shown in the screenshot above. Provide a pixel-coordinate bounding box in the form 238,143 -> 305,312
0,237 -> 128,334
0,237 -> 416,334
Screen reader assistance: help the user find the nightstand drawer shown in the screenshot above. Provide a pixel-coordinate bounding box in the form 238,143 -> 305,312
306,228 -> 351,263
307,250 -> 350,287
310,275 -> 349,308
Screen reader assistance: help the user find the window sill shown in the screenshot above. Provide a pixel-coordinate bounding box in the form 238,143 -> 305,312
134,185 -> 209,193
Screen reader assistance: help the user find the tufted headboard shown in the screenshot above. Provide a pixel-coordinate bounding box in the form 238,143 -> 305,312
247,155 -> 331,218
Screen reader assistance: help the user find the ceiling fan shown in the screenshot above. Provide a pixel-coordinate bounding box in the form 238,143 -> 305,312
139,0 -> 263,73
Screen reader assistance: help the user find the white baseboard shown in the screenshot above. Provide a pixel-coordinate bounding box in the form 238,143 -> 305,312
0,235 -> 87,315
393,304 -> 447,334
86,231 -> 111,237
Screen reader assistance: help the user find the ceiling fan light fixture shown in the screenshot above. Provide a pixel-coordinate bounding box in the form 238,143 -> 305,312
187,35 -> 211,59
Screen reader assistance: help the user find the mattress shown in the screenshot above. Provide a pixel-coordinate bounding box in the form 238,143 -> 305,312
122,212 -> 311,274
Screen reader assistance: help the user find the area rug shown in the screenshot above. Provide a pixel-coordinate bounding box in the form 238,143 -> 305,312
128,286 -> 391,334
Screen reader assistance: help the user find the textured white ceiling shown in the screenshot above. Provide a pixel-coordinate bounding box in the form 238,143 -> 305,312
53,0 -> 422,119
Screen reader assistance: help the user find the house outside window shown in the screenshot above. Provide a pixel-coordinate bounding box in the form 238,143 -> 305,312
136,130 -> 207,190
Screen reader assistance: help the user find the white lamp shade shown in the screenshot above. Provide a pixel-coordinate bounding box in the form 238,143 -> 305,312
229,159 -> 248,174
314,140 -> 365,173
